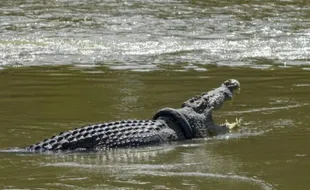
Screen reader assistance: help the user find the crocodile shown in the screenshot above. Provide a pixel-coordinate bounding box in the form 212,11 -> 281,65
24,79 -> 241,152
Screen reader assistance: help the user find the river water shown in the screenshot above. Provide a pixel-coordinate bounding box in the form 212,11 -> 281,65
0,0 -> 310,190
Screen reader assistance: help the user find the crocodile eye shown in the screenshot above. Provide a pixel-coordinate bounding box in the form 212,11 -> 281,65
224,79 -> 240,90
224,79 -> 232,86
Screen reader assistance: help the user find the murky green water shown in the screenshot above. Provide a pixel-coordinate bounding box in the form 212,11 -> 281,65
1,0 -> 310,189
0,66 -> 310,189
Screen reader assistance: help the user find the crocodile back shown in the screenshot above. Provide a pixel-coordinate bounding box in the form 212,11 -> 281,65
26,120 -> 168,152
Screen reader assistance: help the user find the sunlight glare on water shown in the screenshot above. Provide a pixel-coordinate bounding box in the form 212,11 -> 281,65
0,0 -> 310,69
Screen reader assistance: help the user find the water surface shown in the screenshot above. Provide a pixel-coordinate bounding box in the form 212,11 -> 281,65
0,0 -> 309,69
1,0 -> 310,189
0,67 -> 310,189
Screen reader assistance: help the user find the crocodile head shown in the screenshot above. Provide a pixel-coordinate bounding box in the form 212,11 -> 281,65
154,79 -> 241,139
181,79 -> 240,112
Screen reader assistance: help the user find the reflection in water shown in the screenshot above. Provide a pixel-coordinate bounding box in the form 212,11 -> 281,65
45,143 -> 272,190
47,146 -> 175,165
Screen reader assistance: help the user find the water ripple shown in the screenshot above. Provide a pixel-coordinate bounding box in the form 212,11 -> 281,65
1,0 -> 310,69
136,171 -> 274,190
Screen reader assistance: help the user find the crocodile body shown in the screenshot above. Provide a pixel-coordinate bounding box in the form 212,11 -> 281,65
25,79 -> 241,152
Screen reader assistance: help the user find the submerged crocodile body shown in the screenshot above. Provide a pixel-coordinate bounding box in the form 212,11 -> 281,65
25,79 -> 241,152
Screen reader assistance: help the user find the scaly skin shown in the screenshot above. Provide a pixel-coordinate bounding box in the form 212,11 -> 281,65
24,79 -> 241,152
